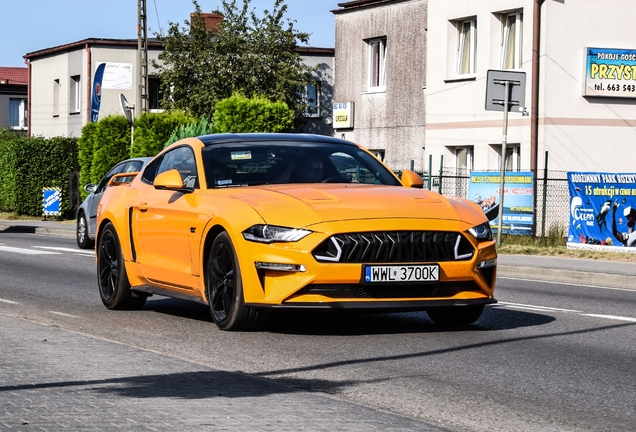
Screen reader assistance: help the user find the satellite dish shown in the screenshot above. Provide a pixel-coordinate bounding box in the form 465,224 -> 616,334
119,94 -> 134,126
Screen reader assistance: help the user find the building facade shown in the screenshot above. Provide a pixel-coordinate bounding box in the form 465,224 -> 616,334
0,67 -> 28,131
24,38 -> 164,138
333,0 -> 636,174
23,14 -> 334,139
332,0 -> 427,169
426,0 -> 636,173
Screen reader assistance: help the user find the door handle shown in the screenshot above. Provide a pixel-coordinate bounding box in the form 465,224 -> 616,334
139,202 -> 148,213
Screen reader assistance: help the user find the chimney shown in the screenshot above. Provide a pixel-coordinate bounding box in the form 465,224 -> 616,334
191,12 -> 222,32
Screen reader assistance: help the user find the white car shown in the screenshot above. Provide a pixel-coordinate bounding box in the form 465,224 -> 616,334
76,157 -> 151,248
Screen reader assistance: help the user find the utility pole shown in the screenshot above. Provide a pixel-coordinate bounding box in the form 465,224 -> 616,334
137,0 -> 149,114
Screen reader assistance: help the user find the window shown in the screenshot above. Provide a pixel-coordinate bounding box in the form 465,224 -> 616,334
9,98 -> 27,130
304,82 -> 321,118
156,146 -> 199,189
53,79 -> 60,117
457,18 -> 477,76
148,76 -> 163,111
70,75 -> 81,113
368,37 -> 387,90
501,11 -> 523,69
455,146 -> 474,174
498,144 -> 520,171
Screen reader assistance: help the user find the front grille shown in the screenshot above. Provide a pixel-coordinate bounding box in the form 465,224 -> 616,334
293,281 -> 481,299
312,231 -> 474,263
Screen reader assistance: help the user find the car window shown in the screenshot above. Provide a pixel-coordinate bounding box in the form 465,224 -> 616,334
156,146 -> 199,189
123,160 -> 144,173
96,162 -> 126,194
201,141 -> 401,188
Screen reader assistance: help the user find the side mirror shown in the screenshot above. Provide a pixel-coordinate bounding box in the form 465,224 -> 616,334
401,170 -> 424,189
84,184 -> 97,194
153,169 -> 193,193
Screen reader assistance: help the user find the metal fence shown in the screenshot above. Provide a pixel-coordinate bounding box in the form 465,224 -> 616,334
403,168 -> 570,237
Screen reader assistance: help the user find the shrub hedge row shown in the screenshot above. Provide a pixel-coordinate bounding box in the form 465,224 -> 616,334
0,129 -> 78,218
1,95 -> 294,216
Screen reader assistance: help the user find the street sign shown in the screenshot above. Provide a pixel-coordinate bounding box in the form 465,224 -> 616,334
485,70 -> 526,112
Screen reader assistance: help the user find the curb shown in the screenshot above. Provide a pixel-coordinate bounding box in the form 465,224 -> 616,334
0,224 -> 76,239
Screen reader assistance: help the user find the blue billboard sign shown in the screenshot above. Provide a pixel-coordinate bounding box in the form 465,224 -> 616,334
468,172 -> 535,235
90,63 -> 106,123
568,172 -> 636,249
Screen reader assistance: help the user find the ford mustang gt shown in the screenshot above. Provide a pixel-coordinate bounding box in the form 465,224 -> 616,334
95,133 -> 497,330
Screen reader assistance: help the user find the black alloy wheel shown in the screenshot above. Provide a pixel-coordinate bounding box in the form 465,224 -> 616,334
76,211 -> 94,249
97,222 -> 146,310
206,232 -> 261,331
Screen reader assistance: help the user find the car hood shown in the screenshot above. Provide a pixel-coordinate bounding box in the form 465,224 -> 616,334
227,183 -> 485,228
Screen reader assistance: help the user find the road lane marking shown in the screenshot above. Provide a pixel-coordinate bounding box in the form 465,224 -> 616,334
0,245 -> 60,255
494,302 -> 581,313
34,246 -> 94,256
497,276 -> 636,293
581,314 -> 636,322
48,311 -> 80,318
0,298 -> 19,304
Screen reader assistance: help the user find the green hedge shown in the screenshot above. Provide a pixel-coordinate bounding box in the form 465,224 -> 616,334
0,129 -> 78,217
132,111 -> 195,157
214,94 -> 293,133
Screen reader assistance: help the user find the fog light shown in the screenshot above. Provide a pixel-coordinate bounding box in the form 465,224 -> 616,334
477,259 -> 497,268
254,262 -> 306,272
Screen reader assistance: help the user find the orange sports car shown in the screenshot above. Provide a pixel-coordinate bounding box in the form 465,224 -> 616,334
96,133 -> 497,330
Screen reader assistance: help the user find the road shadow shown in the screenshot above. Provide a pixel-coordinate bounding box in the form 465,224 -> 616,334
0,369 -> 352,400
143,297 -> 555,335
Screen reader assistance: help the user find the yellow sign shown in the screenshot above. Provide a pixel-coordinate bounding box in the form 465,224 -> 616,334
333,102 -> 354,129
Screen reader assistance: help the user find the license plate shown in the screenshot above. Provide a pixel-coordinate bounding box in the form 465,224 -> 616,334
363,264 -> 439,283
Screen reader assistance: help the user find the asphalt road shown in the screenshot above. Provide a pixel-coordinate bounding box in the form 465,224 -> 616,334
0,231 -> 635,431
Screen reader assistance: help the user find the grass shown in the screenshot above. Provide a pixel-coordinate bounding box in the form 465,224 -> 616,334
497,224 -> 636,263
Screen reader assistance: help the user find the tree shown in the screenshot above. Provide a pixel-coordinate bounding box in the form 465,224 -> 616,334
154,0 -> 314,129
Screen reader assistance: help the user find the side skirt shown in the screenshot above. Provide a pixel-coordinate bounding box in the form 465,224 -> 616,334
131,285 -> 208,306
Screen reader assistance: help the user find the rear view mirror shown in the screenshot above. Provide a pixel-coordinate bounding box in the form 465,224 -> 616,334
153,169 -> 193,194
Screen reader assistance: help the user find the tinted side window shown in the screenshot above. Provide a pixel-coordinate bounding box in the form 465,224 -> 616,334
142,157 -> 162,184
96,162 -> 126,194
156,146 -> 199,189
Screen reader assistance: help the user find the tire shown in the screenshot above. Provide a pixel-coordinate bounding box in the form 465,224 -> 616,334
426,304 -> 485,326
97,222 -> 147,310
206,232 -> 261,331
76,211 -> 95,249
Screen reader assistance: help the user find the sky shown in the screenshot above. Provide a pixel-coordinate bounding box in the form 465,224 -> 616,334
0,0 -> 341,67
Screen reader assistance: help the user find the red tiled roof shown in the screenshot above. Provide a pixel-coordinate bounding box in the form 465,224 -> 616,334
0,67 -> 28,85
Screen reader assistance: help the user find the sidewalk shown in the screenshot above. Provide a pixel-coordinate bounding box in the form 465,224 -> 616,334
2,219 -> 636,290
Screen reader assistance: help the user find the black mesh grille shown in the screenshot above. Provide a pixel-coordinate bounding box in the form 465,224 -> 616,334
293,282 -> 481,299
312,231 -> 474,263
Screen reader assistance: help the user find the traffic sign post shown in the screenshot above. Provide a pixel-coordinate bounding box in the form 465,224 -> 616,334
485,70 -> 527,246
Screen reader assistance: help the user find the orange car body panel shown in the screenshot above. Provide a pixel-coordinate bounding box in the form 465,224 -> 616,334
97,136 -> 497,309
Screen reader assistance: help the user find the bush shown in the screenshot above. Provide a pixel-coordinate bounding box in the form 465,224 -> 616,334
213,94 -> 293,133
165,117 -> 215,147
0,130 -> 78,217
89,116 -> 131,187
132,111 -> 195,157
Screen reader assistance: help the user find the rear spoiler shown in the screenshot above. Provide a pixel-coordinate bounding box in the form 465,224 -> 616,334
108,172 -> 140,187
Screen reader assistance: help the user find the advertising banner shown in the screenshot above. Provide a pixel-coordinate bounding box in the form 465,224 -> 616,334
101,62 -> 133,90
468,172 -> 534,235
567,172 -> 636,250
90,63 -> 106,123
333,102 -> 354,128
585,47 -> 636,98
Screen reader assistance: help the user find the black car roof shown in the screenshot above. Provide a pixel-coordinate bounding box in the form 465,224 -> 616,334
198,133 -> 357,147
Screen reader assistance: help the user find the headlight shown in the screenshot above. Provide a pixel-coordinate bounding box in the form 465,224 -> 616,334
468,222 -> 493,241
243,225 -> 312,243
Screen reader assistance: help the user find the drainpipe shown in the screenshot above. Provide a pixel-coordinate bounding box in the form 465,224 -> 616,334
85,44 -> 92,124
531,0 -> 544,235
24,58 -> 31,136
530,0 -> 543,172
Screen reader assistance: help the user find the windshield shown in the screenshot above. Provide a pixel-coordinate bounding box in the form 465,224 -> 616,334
201,141 -> 400,188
